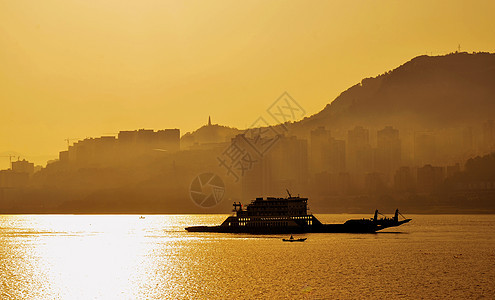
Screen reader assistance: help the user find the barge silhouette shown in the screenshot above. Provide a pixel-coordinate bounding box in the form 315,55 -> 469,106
185,193 -> 411,234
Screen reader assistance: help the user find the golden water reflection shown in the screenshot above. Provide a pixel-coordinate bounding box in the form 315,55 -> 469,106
0,215 -> 214,299
1,214 -> 495,299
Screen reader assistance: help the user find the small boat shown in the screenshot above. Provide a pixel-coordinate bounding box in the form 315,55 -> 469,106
282,235 -> 307,242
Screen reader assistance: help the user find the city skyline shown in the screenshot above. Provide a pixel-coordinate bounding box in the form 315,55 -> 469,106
2,1 -> 495,162
2,50 -> 495,170
2,118 -> 494,214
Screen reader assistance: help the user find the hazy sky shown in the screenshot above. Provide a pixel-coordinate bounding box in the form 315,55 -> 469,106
1,0 -> 495,167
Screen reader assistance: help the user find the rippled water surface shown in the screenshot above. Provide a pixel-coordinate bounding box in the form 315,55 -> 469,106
1,214 -> 494,299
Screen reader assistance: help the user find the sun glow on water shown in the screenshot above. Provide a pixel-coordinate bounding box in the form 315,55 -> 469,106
0,215 -> 212,299
1,214 -> 495,299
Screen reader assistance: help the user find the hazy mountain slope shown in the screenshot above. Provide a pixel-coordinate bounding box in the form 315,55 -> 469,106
292,52 -> 495,132
183,52 -> 495,139
181,124 -> 242,147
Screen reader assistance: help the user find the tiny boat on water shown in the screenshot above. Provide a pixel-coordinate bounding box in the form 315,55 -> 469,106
283,235 -> 307,242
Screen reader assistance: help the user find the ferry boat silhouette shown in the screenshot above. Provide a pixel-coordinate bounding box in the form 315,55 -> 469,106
185,192 -> 411,234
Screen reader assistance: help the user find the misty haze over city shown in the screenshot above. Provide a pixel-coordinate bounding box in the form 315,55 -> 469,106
3,2 -> 495,299
2,52 -> 495,214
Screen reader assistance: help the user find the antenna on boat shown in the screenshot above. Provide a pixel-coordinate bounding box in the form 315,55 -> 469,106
286,189 -> 292,198
397,210 -> 407,220
378,211 -> 388,218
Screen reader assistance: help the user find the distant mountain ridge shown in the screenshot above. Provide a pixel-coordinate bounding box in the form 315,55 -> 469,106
183,52 -> 495,142
291,52 -> 495,133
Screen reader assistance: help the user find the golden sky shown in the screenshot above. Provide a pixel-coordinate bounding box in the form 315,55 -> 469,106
1,0 -> 495,166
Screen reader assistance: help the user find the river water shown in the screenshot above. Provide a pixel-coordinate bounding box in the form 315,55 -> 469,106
1,214 -> 494,299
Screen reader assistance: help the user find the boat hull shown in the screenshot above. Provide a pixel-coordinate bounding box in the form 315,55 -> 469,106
283,238 -> 307,242
186,223 -> 378,234
185,218 -> 412,234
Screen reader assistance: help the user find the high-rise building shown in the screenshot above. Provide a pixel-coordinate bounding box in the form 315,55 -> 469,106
417,164 -> 444,193
347,126 -> 372,174
240,135 -> 308,199
326,137 -> 346,173
365,172 -> 386,194
394,166 -> 415,192
482,120 -> 495,153
0,170 -> 29,188
446,163 -> 460,178
376,126 -> 401,181
462,126 -> 474,155
414,131 -> 436,166
310,127 -> 331,174
310,127 -> 346,174
156,129 -> 180,152
266,136 -> 308,196
63,128 -> 181,167
12,159 -> 35,176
